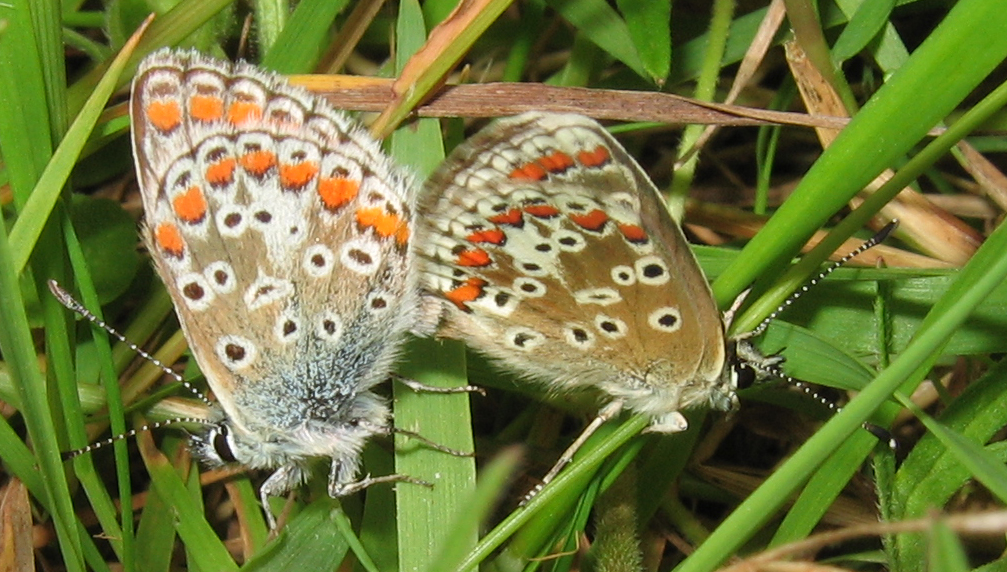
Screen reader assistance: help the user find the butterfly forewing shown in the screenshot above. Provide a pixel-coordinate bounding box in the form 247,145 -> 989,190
419,113 -> 731,425
129,50 -> 421,514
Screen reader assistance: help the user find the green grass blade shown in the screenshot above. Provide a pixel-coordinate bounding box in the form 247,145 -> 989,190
137,431 -> 238,571
616,0 -> 670,83
8,37 -> 136,274
678,164 -> 1007,572
546,0 -> 646,79
713,0 -> 1007,307
261,0 -> 351,73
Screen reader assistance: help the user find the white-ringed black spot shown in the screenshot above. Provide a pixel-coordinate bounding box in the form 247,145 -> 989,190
563,324 -> 595,350
254,210 -> 272,224
203,261 -> 236,294
573,288 -> 621,306
505,327 -> 544,351
350,249 -> 372,265
341,239 -> 381,275
635,255 -> 671,286
472,286 -> 518,317
303,244 -> 335,278
216,206 -> 248,238
494,291 -> 512,307
226,344 -> 244,360
648,307 -> 683,332
274,313 -> 302,343
316,312 -> 344,342
642,264 -> 663,278
535,243 -> 553,253
553,229 -> 587,252
595,314 -> 628,339
367,291 -> 392,312
183,282 -> 204,300
216,335 -> 256,370
519,262 -> 548,277
244,274 -> 294,311
513,277 -> 546,298
176,273 -> 213,311
611,265 -> 636,286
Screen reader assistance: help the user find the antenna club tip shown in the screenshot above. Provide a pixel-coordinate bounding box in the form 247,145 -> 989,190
48,279 -> 71,303
876,220 -> 898,243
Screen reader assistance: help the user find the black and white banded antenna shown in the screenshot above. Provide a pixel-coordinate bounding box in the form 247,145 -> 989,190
756,356 -> 896,449
743,221 -> 899,448
748,220 -> 898,338
48,279 -> 216,459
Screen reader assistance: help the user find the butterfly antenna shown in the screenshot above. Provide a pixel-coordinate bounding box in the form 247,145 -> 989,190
48,280 -> 214,407
751,360 -> 839,415
749,220 -> 898,338
62,416 -> 216,460
759,359 -> 896,448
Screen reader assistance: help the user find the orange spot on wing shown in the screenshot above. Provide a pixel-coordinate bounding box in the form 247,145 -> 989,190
172,186 -> 207,224
318,177 -> 359,211
155,222 -> 185,258
569,209 -> 608,231
357,207 -> 402,238
228,101 -> 263,125
240,150 -> 277,176
466,229 -> 506,245
445,277 -> 486,311
577,145 -> 611,168
395,224 -> 410,246
279,161 -> 319,190
146,100 -> 181,132
618,223 -> 648,244
487,208 -> 523,226
523,204 -> 560,218
189,95 -> 224,122
538,151 -> 574,173
205,157 -> 236,187
509,162 -> 547,181
456,248 -> 491,267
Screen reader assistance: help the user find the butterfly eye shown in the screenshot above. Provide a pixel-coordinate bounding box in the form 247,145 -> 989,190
734,362 -> 757,391
211,425 -> 237,464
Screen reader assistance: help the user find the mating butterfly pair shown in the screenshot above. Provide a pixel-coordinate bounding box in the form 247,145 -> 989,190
71,49 -> 767,526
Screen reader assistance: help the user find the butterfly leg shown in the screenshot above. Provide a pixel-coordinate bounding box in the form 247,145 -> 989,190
523,400 -> 626,504
260,465 -> 307,530
391,427 -> 472,457
392,373 -> 485,395
327,458 -> 432,498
